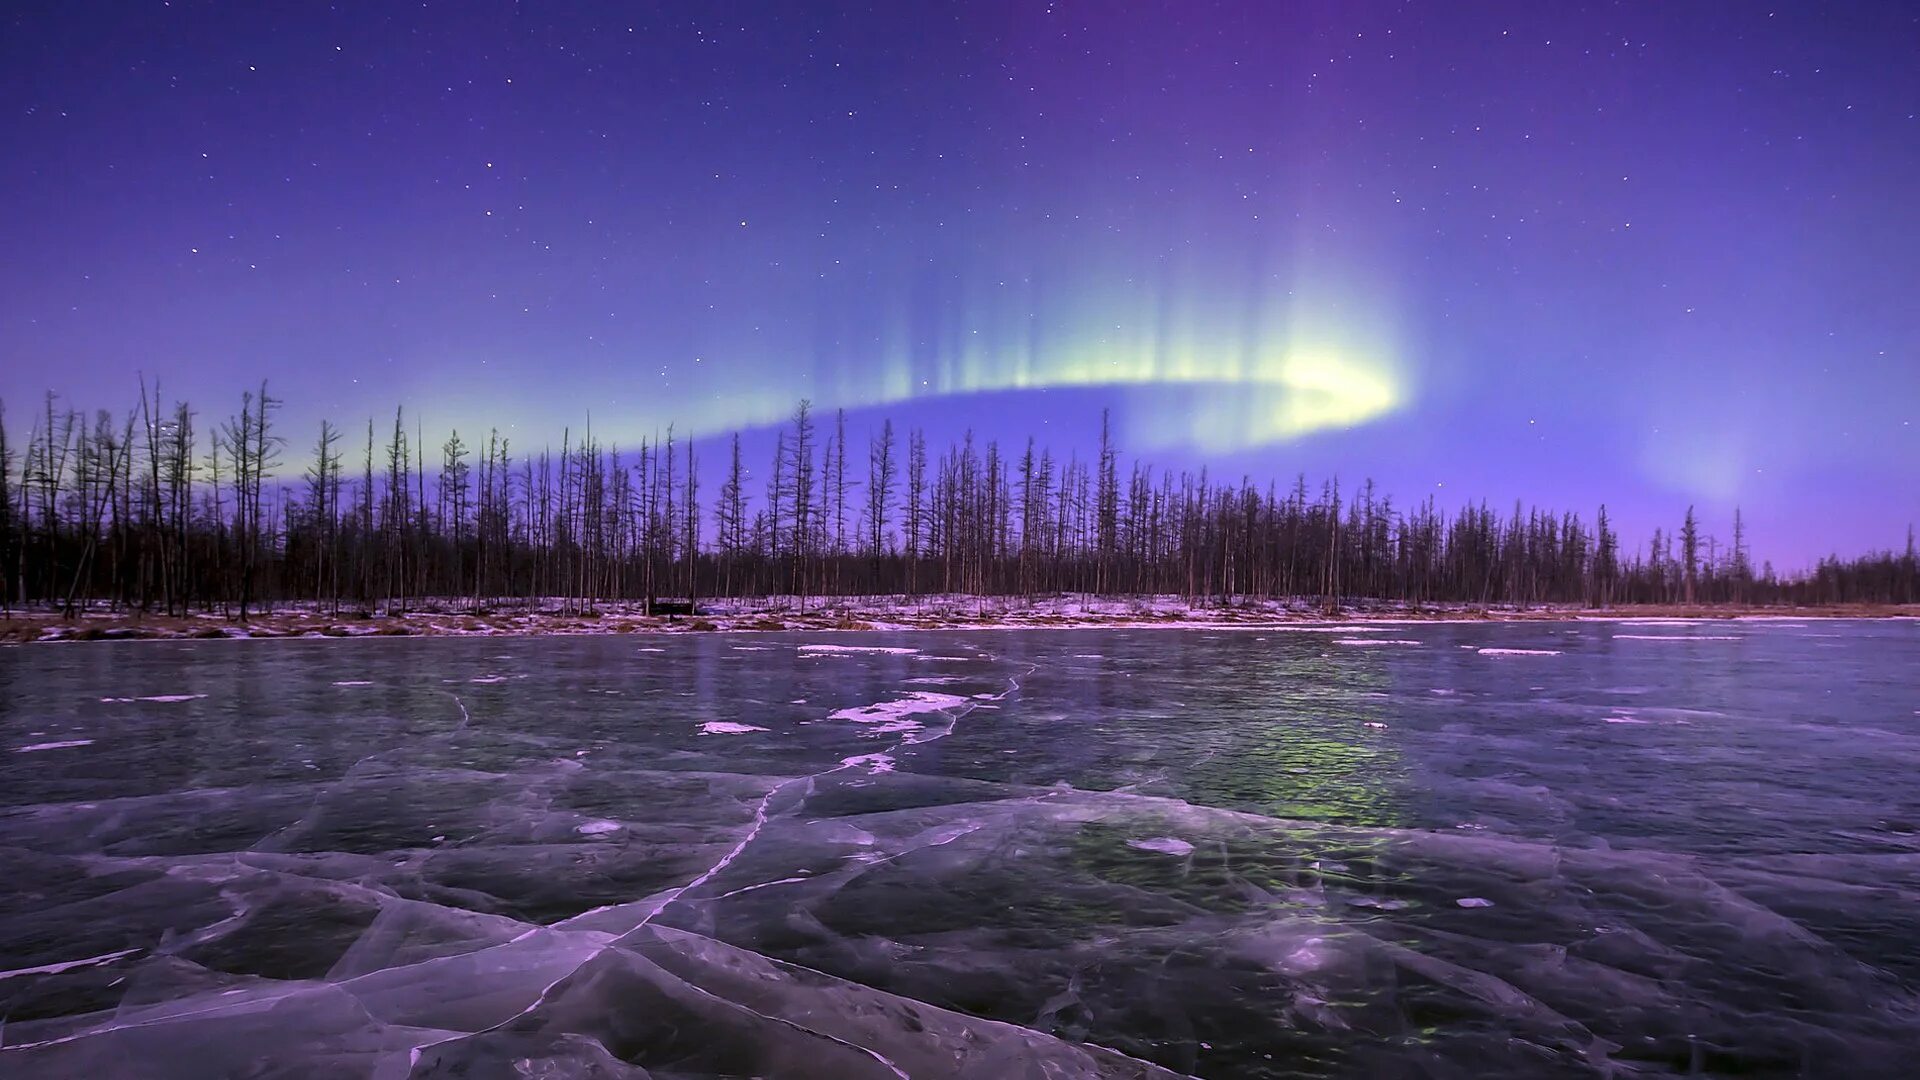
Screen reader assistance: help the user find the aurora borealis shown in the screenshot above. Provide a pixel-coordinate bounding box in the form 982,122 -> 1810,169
3,2 -> 1916,564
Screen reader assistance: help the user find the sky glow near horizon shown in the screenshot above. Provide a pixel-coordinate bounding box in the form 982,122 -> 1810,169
2,2 -> 1916,566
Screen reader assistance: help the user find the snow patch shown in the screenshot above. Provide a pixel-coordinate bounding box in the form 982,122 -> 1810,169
1456,897 -> 1496,908
828,691 -> 970,736
1127,837 -> 1195,856
699,721 -> 768,736
1477,648 -> 1561,657
798,643 -> 919,656
1334,638 -> 1422,647
1346,896 -> 1410,911
100,694 -> 207,703
575,820 -> 622,836
13,739 -> 95,753
0,947 -> 140,981
332,680 -> 374,687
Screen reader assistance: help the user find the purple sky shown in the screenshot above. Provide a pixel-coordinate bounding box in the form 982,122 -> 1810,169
3,2 -> 1917,568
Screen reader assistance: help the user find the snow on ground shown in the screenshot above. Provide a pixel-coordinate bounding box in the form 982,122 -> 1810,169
98,694 -> 206,703
699,721 -> 768,736
798,643 -> 919,656
1477,648 -> 1562,656
12,739 -> 95,753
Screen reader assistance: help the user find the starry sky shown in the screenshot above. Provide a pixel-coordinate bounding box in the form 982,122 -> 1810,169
3,2 -> 1917,566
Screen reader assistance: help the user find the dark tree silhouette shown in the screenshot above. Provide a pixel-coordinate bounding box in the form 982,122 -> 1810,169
1,388 -> 1912,619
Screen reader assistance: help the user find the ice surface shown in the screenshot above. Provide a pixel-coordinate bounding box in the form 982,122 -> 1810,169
3,625 -> 1919,1078
1612,634 -> 1743,641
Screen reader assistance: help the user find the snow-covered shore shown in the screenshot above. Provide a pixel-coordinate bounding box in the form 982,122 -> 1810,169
4,594 -> 1914,643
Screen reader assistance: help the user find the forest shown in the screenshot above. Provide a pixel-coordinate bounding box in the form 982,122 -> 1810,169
2,386 -> 1915,619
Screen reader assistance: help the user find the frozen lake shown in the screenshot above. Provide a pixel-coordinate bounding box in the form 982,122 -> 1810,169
3,621 -> 1918,1077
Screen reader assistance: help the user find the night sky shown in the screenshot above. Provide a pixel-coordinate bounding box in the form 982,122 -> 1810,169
4,2 -> 1917,566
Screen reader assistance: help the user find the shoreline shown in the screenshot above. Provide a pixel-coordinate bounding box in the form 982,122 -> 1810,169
4,596 -> 1914,643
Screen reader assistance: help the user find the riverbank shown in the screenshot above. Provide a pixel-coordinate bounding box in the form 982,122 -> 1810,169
4,595 -> 1914,642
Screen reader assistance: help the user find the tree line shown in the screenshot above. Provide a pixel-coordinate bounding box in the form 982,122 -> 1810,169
2,387 -> 1914,619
